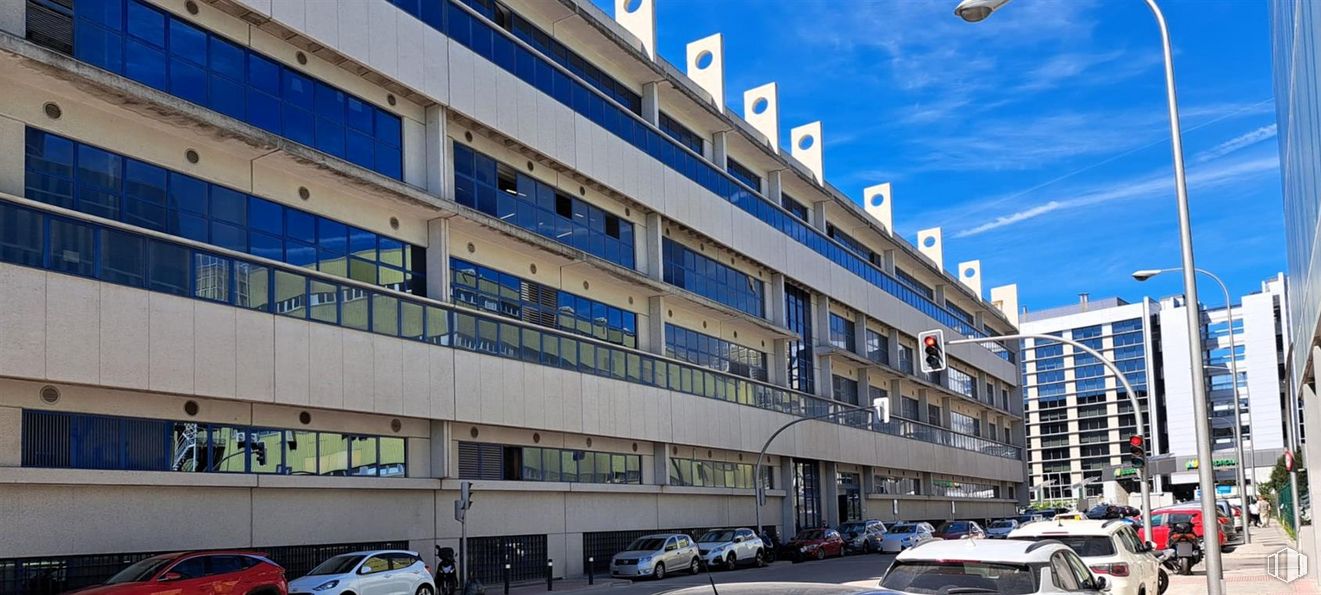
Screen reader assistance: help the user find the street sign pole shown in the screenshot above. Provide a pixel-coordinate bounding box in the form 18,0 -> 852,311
455,481 -> 473,588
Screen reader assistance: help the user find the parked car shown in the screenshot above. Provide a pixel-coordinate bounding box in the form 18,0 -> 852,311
1015,513 -> 1045,526
1008,519 -> 1162,595
986,519 -> 1021,539
1086,504 -> 1124,520
933,520 -> 985,540
879,538 -> 1110,594
610,534 -> 700,580
288,550 -> 434,595
1137,507 -> 1229,551
787,528 -> 846,561
696,528 -> 766,569
1188,500 -> 1243,541
837,520 -> 888,554
880,522 -> 935,553
73,551 -> 286,595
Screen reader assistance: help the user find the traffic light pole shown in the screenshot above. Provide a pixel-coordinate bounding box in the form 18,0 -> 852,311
945,333 -> 1153,541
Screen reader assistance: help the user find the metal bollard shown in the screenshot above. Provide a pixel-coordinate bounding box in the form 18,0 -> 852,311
587,557 -> 594,585
546,559 -> 554,591
503,563 -> 510,595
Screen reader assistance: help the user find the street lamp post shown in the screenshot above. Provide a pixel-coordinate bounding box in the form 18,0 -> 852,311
1135,267 -> 1253,544
953,2 -> 1224,591
945,332 -> 1154,541
752,401 -> 887,541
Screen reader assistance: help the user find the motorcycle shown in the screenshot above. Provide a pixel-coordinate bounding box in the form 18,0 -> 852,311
435,546 -> 459,595
758,531 -> 779,563
1159,521 -> 1203,576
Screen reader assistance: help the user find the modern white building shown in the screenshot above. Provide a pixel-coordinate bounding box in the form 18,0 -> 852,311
1021,275 -> 1291,505
1159,274 -> 1291,498
0,0 -> 1025,590
1020,297 -> 1161,504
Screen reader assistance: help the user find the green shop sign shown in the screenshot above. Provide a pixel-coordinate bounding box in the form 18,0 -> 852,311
1185,458 -> 1237,470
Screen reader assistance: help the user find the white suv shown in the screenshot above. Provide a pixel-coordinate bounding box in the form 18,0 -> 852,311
696,528 -> 766,569
289,550 -> 435,595
1008,519 -> 1161,595
880,538 -> 1110,594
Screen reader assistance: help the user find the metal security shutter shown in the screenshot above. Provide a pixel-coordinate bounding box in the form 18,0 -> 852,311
21,410 -> 71,468
520,281 -> 558,329
26,0 -> 74,55
457,442 -> 505,480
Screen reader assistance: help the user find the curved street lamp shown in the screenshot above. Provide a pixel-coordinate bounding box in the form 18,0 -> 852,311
953,1 -> 1223,591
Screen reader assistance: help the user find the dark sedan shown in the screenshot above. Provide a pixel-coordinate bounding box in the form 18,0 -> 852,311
933,520 -> 985,540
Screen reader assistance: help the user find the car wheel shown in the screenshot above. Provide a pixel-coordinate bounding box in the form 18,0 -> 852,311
690,558 -> 701,575
755,550 -> 767,568
725,554 -> 737,569
1158,569 -> 1169,594
863,540 -> 873,554
653,562 -> 666,580
814,548 -> 826,561
417,585 -> 435,595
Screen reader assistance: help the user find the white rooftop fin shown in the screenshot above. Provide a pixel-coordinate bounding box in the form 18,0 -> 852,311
957,260 -> 982,298
686,34 -> 725,111
790,121 -> 823,183
614,0 -> 656,60
863,183 -> 892,236
916,227 -> 943,271
743,82 -> 779,152
990,284 -> 1020,328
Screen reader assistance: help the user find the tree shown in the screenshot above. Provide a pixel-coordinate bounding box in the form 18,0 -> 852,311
1261,448 -> 1308,505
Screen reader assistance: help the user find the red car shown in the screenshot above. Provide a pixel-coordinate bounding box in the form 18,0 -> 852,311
933,520 -> 986,540
1137,507 -> 1229,550
73,551 -> 287,595
787,528 -> 846,561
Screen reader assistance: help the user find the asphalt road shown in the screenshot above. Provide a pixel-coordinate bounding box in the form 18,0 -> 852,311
510,552 -> 898,595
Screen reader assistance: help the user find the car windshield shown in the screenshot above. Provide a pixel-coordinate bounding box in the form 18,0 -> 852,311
796,530 -> 823,540
889,525 -> 916,534
1167,513 -> 1195,525
1013,535 -> 1115,556
991,521 -> 1016,529
700,531 -> 736,542
307,554 -> 366,576
1016,516 -> 1037,524
106,556 -> 174,584
938,522 -> 967,532
881,560 -> 1039,594
838,523 -> 866,533
627,538 -> 667,551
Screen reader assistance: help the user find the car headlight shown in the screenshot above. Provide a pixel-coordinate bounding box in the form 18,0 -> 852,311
313,580 -> 340,592
638,556 -> 652,565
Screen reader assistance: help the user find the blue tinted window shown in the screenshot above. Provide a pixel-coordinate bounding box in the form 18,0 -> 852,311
71,0 -> 404,180
662,238 -> 763,318
23,128 -> 424,295
665,324 -> 766,381
453,144 -> 635,269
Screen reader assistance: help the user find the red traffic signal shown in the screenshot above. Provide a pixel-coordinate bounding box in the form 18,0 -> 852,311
1128,434 -> 1145,468
923,335 -> 939,348
1129,435 -> 1144,448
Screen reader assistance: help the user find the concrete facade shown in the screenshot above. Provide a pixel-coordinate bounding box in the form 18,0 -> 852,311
0,0 -> 1024,585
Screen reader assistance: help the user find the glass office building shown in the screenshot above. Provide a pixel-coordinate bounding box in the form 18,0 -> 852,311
0,0 -> 1023,586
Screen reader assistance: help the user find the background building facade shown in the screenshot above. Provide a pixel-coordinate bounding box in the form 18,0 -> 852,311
0,0 -> 1024,590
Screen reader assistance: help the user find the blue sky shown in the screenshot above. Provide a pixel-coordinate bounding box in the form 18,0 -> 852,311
593,0 -> 1284,313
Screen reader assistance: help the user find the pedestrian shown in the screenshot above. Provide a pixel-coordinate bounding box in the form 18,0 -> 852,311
1260,497 -> 1272,527
1249,500 -> 1261,527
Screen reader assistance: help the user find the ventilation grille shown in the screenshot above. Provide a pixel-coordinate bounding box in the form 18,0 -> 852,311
27,0 -> 74,55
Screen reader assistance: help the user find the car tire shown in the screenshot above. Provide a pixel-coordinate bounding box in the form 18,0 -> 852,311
1158,569 -> 1169,594
863,541 -> 873,554
814,548 -> 826,561
690,558 -> 701,575
417,585 -> 435,595
725,554 -> 737,570
755,550 -> 767,568
653,562 -> 666,580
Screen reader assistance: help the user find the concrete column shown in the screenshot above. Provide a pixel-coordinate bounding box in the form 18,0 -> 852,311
641,81 -> 661,126
654,443 -> 671,485
856,367 -> 871,406
768,273 -> 787,328
817,355 -> 835,400
429,420 -> 452,478
767,170 -> 784,204
888,328 -> 903,370
425,217 -> 451,301
424,105 -> 449,198
814,294 -> 834,399
781,457 -> 797,536
771,339 -> 790,387
980,410 -> 991,438
933,284 -> 947,308
712,130 -> 728,168
853,313 -> 869,359
811,201 -> 829,233
644,212 -> 664,281
646,296 -> 666,356
822,461 -> 839,526
0,406 -> 20,467
941,396 -> 953,428
917,388 -> 930,423
882,249 -> 896,275
0,1 -> 22,38
405,437 -> 433,479
0,114 -> 26,196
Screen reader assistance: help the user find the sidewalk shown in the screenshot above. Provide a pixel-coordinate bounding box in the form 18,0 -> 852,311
1168,524 -> 1320,594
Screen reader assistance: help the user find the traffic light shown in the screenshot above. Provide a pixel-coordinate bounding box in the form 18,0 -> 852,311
1128,435 -> 1145,468
251,442 -> 268,466
918,330 -> 947,373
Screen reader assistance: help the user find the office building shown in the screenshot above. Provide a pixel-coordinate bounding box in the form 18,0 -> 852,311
0,0 -> 1024,589
1020,297 -> 1161,504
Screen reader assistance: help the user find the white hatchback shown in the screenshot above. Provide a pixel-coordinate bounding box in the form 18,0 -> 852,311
1008,519 -> 1162,595
289,550 -> 435,595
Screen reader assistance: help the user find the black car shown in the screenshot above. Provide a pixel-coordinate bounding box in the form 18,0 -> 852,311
1085,504 -> 1123,520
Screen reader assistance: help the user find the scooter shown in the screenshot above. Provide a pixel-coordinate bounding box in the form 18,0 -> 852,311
1159,521 -> 1203,576
435,546 -> 459,595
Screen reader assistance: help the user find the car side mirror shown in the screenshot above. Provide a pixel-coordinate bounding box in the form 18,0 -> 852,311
359,566 -> 374,575
159,572 -> 184,582
1094,576 -> 1109,591
1145,541 -> 1155,552
734,536 -> 743,543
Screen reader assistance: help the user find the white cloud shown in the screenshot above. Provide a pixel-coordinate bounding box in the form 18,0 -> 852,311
953,154 -> 1280,237
1193,124 -> 1278,163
